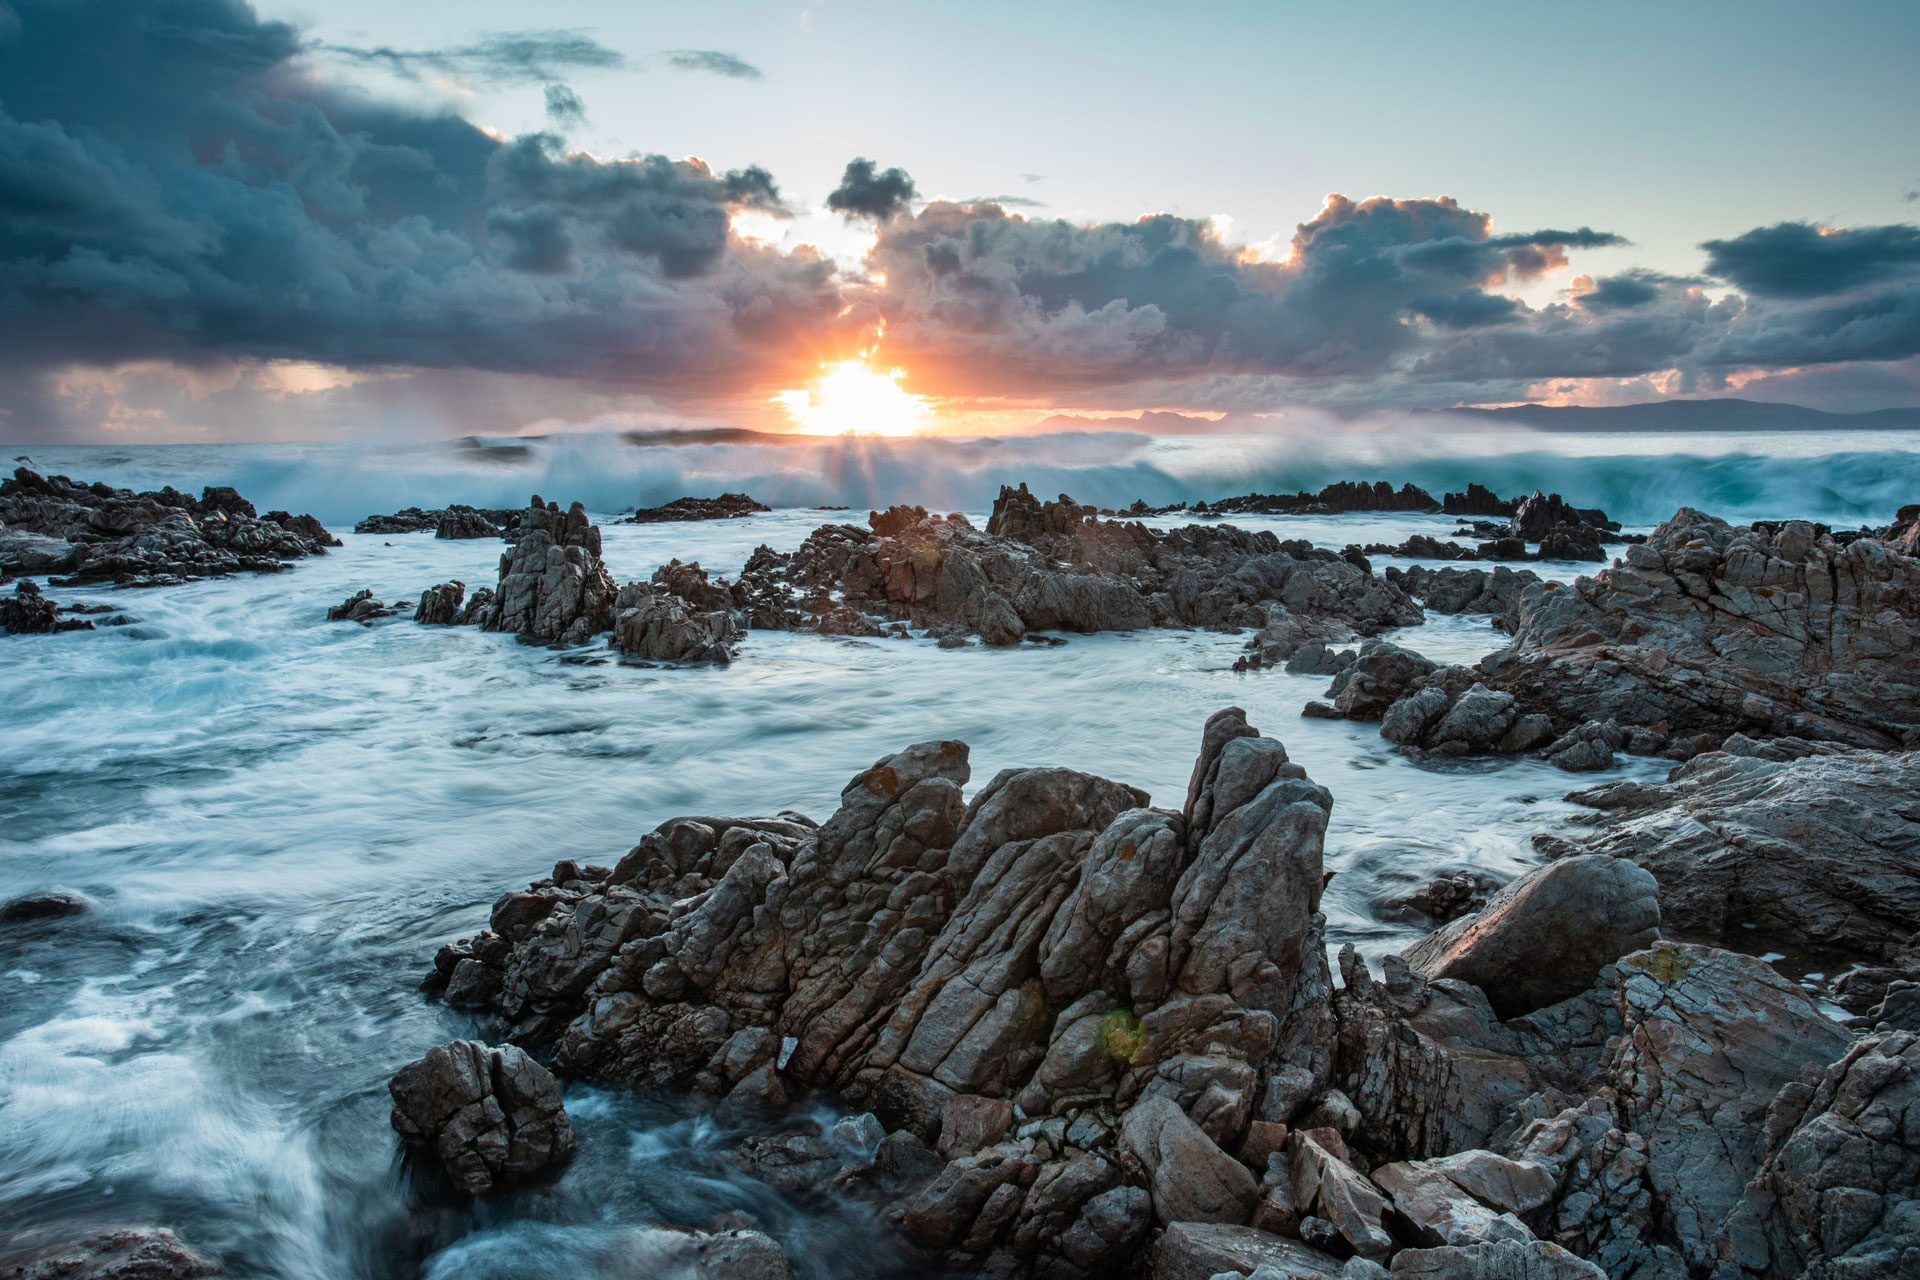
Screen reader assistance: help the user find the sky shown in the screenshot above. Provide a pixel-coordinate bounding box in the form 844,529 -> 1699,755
2,0 -> 1919,443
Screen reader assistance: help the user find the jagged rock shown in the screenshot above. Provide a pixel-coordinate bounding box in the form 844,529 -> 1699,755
1484,508 -> 1920,749
388,1040 -> 576,1195
1287,1130 -> 1393,1257
0,467 -> 334,586
326,589 -> 394,625
0,1229 -> 219,1280
1121,1096 -> 1260,1225
731,485 -> 1421,647
610,564 -> 742,664
413,581 -> 466,625
1553,745 -> 1920,960
1385,565 -> 1544,621
1150,1222 -> 1343,1280
1303,640 -> 1438,721
454,586 -> 494,626
435,506 -> 502,539
481,500 -> 617,644
1387,1239 -> 1604,1278
1402,856 -> 1662,1019
623,493 -> 771,523
1443,484 -> 1518,518
1,579 -> 92,633
1580,944 -> 1852,1274
428,709 -> 1343,1268
1715,1030 -> 1920,1278
1373,1150 -> 1554,1247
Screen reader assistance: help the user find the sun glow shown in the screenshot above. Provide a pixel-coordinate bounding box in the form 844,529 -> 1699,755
773,359 -> 931,436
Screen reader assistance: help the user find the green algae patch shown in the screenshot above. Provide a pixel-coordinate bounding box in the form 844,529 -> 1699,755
1626,943 -> 1694,983
1101,1009 -> 1146,1063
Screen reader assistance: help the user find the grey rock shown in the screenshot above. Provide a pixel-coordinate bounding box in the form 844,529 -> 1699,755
388,1040 -> 576,1195
1387,1239 -> 1604,1278
1151,1222 -> 1344,1280
1402,855 -> 1662,1019
0,1230 -> 219,1280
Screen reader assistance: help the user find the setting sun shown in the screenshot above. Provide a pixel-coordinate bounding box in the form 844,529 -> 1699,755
772,359 -> 930,436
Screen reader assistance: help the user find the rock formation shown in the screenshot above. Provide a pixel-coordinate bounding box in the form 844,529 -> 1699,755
721,486 -> 1421,649
353,504 -> 519,536
0,579 -> 93,633
623,493 -> 771,523
480,499 -> 618,645
0,1229 -> 218,1280
413,581 -> 466,625
1545,740 -> 1920,961
0,468 -> 335,587
326,589 -> 396,625
1319,507 -> 1920,767
388,1039 -> 576,1195
611,562 -> 741,664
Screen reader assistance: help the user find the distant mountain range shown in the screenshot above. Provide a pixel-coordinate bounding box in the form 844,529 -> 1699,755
1429,399 -> 1920,432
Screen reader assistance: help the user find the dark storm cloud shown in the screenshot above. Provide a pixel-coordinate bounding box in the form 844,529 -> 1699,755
1575,269 -> 1699,312
322,29 -> 625,84
0,0 -> 846,423
1701,221 -> 1920,298
660,50 -> 764,79
827,159 -> 919,221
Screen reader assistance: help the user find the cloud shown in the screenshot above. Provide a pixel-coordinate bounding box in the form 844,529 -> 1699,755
827,159 -> 919,221
322,29 -> 625,85
543,83 -> 586,128
963,195 -> 1047,209
660,49 -> 763,79
1701,221 -> 1920,298
0,0 -> 847,438
1573,269 -> 1699,311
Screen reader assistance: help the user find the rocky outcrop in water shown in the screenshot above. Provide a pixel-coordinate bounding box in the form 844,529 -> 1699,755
611,563 -> 741,664
327,589 -> 397,625
414,581 -> 466,625
1324,507 -> 1920,767
414,709 -> 1900,1277
623,493 -> 771,523
721,485 -> 1422,649
0,579 -> 93,634
0,1229 -> 219,1280
1384,564 -> 1542,623
353,504 -> 520,536
480,500 -> 617,645
1146,481 -> 1441,519
1544,740 -> 1920,962
388,1040 -> 576,1195
0,468 -> 336,587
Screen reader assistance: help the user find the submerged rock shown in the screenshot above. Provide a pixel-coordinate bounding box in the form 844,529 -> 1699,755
388,1040 -> 576,1195
326,589 -> 395,625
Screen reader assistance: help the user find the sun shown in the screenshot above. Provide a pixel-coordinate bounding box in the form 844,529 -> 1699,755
773,359 -> 930,436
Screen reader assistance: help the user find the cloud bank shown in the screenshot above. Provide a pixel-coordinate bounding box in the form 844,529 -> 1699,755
0,0 -> 1916,441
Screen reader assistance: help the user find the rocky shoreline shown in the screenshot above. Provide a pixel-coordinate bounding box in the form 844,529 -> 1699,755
365,709 -> 1917,1280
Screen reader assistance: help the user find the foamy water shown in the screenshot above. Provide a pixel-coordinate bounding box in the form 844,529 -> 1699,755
0,429 -> 1890,1275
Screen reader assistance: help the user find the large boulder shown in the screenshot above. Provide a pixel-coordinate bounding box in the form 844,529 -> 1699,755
388,1040 -> 576,1195
1149,1222 -> 1343,1280
1401,856 -> 1662,1019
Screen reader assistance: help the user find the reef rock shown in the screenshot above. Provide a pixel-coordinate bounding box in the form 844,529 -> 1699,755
388,1040 -> 576,1195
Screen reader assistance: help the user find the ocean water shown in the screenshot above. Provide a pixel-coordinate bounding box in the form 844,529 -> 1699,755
0,427 -> 1903,1276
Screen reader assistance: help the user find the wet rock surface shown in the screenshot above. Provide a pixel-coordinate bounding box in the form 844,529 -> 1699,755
480,499 -> 618,645
1,579 -> 94,633
0,468 -> 335,587
0,1229 -> 219,1280
388,1039 -> 576,1195
353,505 -> 520,536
